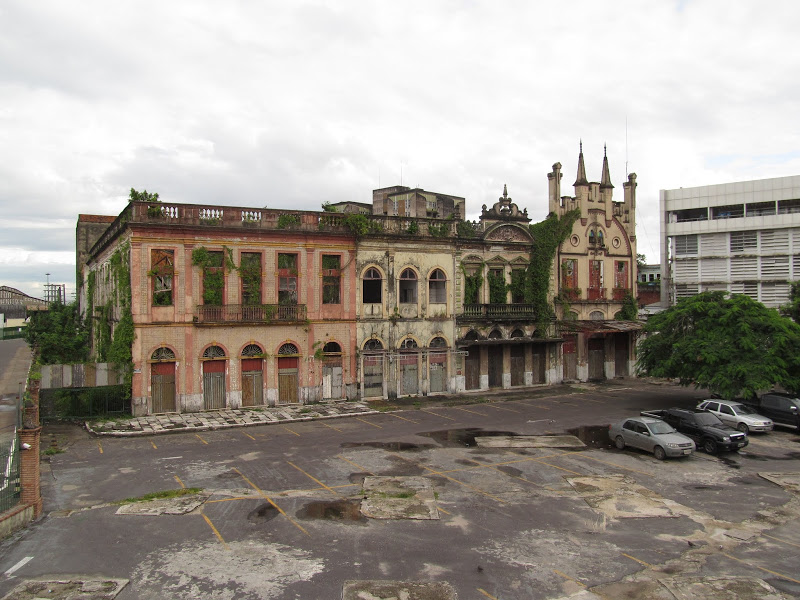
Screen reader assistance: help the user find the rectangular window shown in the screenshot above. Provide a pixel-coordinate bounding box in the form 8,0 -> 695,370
278,253 -> 298,305
240,252 -> 261,305
561,259 -> 578,289
322,254 -> 341,305
614,261 -> 628,289
729,231 -> 757,253
674,235 -> 698,256
589,260 -> 603,288
510,269 -> 526,304
151,249 -> 174,306
202,251 -> 224,305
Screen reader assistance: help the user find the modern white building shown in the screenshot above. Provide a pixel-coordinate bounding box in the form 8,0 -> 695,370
660,175 -> 800,307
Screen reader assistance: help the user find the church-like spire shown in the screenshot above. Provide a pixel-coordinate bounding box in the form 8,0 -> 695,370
600,143 -> 614,189
573,140 -> 589,186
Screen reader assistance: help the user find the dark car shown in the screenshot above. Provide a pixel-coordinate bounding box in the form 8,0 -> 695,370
641,408 -> 748,454
748,392 -> 800,429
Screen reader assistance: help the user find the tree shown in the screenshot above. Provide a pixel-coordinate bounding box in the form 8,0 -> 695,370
637,292 -> 800,399
129,188 -> 159,202
24,300 -> 89,364
780,281 -> 800,324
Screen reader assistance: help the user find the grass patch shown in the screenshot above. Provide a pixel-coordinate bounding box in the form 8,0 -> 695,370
376,490 -> 417,499
43,447 -> 64,456
298,408 -> 313,414
117,487 -> 203,505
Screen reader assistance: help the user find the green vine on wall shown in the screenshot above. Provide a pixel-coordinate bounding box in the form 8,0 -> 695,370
460,264 -> 483,305
487,271 -> 508,304
616,292 -> 639,321
526,209 -> 581,333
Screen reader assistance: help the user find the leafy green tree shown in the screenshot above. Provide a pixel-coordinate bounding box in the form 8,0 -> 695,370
637,292 -> 800,398
780,281 -> 800,324
24,300 -> 88,364
616,292 -> 639,320
129,188 -> 159,202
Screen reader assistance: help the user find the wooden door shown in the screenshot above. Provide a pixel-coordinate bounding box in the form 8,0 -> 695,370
241,358 -> 263,407
562,336 -> 577,381
203,360 -> 226,410
488,346 -> 503,388
429,354 -> 446,394
615,334 -> 629,377
151,362 -> 176,413
588,337 -> 605,380
363,355 -> 384,398
278,356 -> 299,404
400,353 -> 418,396
322,359 -> 343,399
510,346 -> 524,386
465,347 -> 480,390
532,344 -> 546,384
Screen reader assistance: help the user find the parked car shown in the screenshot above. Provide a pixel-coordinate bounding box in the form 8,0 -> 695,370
742,392 -> 800,430
640,408 -> 748,454
608,417 -> 695,460
696,399 -> 773,434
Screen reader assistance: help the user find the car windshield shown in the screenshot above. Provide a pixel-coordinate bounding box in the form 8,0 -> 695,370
695,412 -> 723,426
730,404 -> 754,415
648,421 -> 675,435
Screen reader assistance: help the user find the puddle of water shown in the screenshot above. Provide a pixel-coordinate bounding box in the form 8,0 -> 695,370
497,466 -> 523,478
247,503 -> 279,522
296,500 -> 366,522
340,441 -> 436,451
419,429 -> 518,448
567,425 -> 614,449
348,473 -> 369,484
217,471 -> 241,479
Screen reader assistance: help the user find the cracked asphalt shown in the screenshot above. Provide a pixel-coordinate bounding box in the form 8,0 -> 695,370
1,379 -> 800,599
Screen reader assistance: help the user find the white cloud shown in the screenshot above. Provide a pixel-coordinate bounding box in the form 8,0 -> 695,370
2,0 -> 800,295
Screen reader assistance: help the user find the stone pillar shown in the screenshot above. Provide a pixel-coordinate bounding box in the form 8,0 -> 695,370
18,427 -> 42,519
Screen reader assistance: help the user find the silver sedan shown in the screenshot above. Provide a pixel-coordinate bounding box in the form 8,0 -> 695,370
608,417 -> 696,460
696,400 -> 773,433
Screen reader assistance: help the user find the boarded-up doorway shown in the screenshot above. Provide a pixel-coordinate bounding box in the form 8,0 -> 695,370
510,345 -> 524,386
151,361 -> 176,413
588,337 -> 605,380
203,360 -> 226,410
465,347 -> 480,390
615,334 -> 629,377
532,344 -> 546,384
562,336 -> 577,381
323,359 -> 343,399
488,346 -> 503,388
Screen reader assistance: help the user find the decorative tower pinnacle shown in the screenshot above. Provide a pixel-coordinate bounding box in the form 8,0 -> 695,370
600,143 -> 614,189
574,140 -> 589,186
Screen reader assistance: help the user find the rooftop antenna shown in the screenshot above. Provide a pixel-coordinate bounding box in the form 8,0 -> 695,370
625,116 -> 629,177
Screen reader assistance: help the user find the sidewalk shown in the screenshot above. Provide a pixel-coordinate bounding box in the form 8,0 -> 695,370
85,379 -> 642,437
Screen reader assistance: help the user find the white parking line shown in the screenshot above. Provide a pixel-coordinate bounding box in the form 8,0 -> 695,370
5,556 -> 33,576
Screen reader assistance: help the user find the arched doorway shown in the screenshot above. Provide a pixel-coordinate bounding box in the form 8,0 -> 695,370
241,344 -> 264,407
362,339 -> 384,399
277,343 -> 300,404
151,347 -> 176,413
321,341 -> 343,400
202,345 -> 227,410
428,337 -> 447,394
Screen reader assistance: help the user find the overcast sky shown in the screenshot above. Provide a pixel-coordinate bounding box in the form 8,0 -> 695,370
2,1 -> 799,300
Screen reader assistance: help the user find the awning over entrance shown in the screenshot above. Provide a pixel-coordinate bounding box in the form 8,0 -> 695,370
559,320 -> 643,334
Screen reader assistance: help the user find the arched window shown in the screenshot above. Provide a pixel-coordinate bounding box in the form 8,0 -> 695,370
464,330 -> 479,341
429,336 -> 447,348
363,267 -> 382,304
278,343 -> 299,355
203,345 -> 226,359
242,344 -> 263,357
589,310 -> 605,321
400,338 -> 418,350
363,338 -> 384,351
151,347 -> 175,361
589,230 -> 596,245
510,329 -> 525,338
428,269 -> 447,304
399,268 -> 418,304
323,342 -> 342,354
488,329 -> 503,340
597,230 -> 604,246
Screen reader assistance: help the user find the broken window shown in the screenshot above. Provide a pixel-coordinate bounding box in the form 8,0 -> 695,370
151,249 -> 174,306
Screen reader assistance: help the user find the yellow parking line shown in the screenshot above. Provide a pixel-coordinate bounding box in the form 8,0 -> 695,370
282,425 -> 301,436
355,417 -> 382,429
763,533 -> 800,549
553,570 -> 586,587
621,552 -> 651,567
421,409 -> 458,421
386,413 -> 419,424
242,432 -> 256,441
532,459 -> 584,476
287,461 -> 339,497
436,506 -> 451,515
320,422 -> 343,432
337,454 -> 373,474
484,403 -> 520,413
722,552 -> 800,585
452,406 -> 488,416
150,440 -> 158,449
174,475 -> 186,489
97,442 -> 103,454
195,434 -> 208,445
233,468 -> 310,537
477,588 -> 499,599
200,511 -> 230,550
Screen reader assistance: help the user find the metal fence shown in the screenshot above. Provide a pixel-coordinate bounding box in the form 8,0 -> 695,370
0,401 -> 20,513
39,385 -> 130,420
0,328 -> 26,341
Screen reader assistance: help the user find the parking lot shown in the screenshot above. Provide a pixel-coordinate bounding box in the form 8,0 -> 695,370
1,380 -> 799,599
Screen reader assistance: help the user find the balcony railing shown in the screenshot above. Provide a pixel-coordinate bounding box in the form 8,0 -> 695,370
196,304 -> 307,324
459,304 -> 538,320
612,287 -> 631,301
587,287 -> 606,301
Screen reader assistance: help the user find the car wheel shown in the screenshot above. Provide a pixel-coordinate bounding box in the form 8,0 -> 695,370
736,422 -> 749,434
703,439 -> 718,454
615,436 -> 625,450
653,446 -> 666,460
